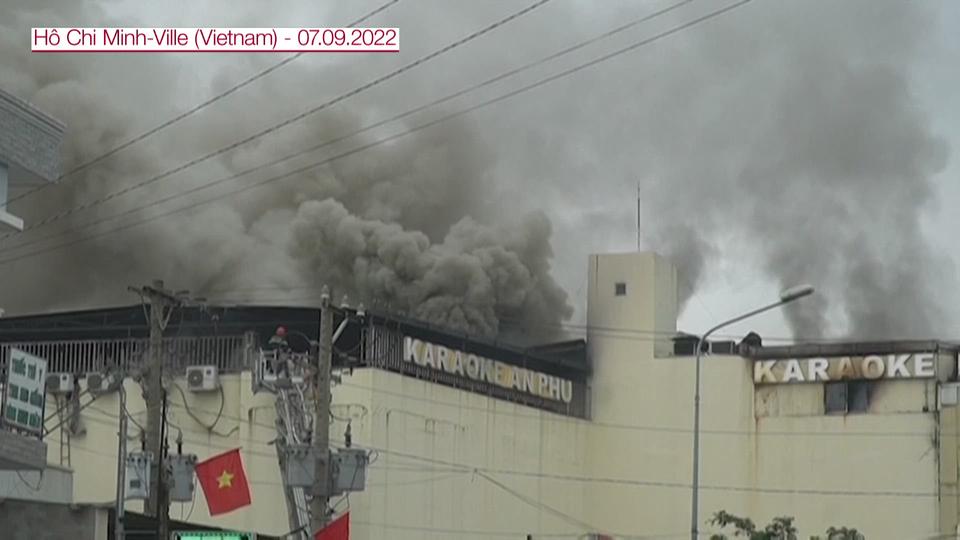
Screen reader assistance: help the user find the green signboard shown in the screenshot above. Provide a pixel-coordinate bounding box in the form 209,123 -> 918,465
3,348 -> 47,435
172,533 -> 255,540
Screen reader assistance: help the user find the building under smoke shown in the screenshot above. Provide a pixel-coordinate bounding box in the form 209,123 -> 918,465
0,251 -> 956,540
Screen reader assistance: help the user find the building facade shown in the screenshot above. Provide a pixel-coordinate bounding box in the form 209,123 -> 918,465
0,88 -> 64,231
0,252 -> 957,539
0,88 -> 64,476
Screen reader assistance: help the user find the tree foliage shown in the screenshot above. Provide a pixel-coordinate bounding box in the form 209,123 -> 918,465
708,511 -> 864,540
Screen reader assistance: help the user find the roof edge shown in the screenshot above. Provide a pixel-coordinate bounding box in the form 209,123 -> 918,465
0,89 -> 66,135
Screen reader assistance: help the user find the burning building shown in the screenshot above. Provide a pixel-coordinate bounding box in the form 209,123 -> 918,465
0,251 -> 956,540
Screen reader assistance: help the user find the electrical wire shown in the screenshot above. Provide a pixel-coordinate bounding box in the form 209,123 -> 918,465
31,287 -> 951,346
0,0 -> 752,267
2,0 -> 403,208
69,409 -> 950,500
171,285 -> 960,344
171,382 -> 239,438
14,470 -> 43,491
335,380 -> 939,439
74,368 -> 943,441
476,470 -> 599,533
2,0 -> 694,258
0,0 -> 554,241
34,348 -> 947,442
371,446 -> 945,499
182,475 -> 198,521
122,396 -> 146,433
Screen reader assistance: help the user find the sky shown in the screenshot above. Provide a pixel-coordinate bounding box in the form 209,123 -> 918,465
1,0 -> 957,345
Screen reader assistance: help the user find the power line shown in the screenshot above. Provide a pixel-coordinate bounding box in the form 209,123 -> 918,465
175,285 -> 960,344
0,0 -> 554,241
181,383 -> 937,440
361,446 -> 945,500
0,0 -> 750,266
68,400 -> 949,500
475,470 -> 600,533
0,0 -> 693,257
14,470 -> 43,491
3,0 -> 402,208
170,382 -> 238,438
334,381 -> 938,439
48,354 -> 942,441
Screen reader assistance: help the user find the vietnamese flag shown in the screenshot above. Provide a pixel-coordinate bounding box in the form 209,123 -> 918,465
196,448 -> 252,516
315,511 -> 349,540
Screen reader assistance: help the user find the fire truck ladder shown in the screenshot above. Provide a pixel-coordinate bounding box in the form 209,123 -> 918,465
261,349 -> 314,540
276,384 -> 312,539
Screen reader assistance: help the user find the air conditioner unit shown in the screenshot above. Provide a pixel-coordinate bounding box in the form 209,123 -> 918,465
186,365 -> 219,392
942,383 -> 960,407
45,373 -> 73,394
86,373 -> 118,395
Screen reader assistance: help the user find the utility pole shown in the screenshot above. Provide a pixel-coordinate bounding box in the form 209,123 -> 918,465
157,388 -> 170,540
310,286 -> 333,535
128,280 -> 182,538
115,386 -> 128,540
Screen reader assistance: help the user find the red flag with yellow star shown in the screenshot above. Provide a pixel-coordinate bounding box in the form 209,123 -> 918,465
196,448 -> 252,516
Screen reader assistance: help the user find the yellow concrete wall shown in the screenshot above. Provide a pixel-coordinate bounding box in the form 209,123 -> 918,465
584,251 -> 946,540
341,368 -> 590,539
48,367 -> 591,539
38,251 -> 957,540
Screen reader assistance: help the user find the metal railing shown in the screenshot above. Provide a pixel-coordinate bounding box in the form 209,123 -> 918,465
0,334 -> 253,376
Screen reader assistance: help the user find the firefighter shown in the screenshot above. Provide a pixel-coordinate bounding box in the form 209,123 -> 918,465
267,326 -> 290,380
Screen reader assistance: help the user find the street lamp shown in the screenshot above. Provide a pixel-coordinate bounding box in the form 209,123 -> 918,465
689,284 -> 814,540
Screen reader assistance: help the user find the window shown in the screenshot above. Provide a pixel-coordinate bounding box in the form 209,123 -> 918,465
825,381 -> 872,414
824,382 -> 846,413
848,381 -> 871,412
614,282 -> 627,296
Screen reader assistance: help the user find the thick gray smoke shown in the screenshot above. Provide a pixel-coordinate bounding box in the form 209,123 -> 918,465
0,0 -> 572,342
631,0 -> 954,339
288,199 -> 569,336
0,0 -> 956,342
474,0 -> 956,340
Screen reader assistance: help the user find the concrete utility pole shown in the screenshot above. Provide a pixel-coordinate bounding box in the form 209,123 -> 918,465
310,286 -> 333,534
157,388 -> 170,540
128,280 -> 182,538
115,386 -> 128,540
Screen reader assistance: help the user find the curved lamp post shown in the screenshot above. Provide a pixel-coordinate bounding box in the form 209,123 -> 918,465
690,284 -> 814,539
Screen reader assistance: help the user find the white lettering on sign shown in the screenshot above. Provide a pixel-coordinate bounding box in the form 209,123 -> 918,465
754,360 -> 776,383
916,353 -> 935,377
753,353 -> 941,384
809,358 -> 829,381
862,355 -> 884,379
402,336 -> 574,403
783,360 -> 804,382
888,354 -> 910,377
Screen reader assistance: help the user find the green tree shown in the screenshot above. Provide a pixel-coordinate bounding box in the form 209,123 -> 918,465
708,511 -> 864,540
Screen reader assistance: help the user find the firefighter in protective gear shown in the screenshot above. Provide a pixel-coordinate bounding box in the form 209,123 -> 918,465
268,326 -> 291,380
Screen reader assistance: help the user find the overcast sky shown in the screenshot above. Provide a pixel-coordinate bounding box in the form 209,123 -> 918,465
2,0 -> 957,344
